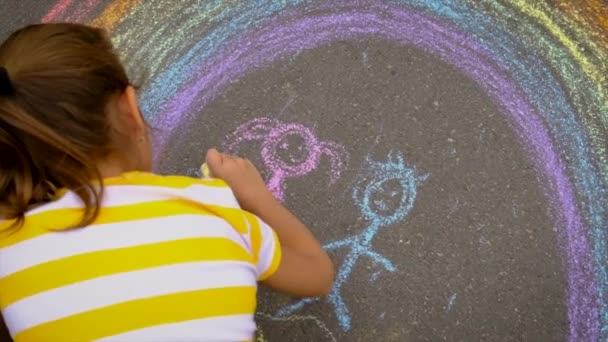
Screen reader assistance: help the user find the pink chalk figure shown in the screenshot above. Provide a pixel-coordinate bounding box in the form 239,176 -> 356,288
224,117 -> 348,201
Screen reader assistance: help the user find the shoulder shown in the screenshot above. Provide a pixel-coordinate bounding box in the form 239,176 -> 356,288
102,172 -> 241,209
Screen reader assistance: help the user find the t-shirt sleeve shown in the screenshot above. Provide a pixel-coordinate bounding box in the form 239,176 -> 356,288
243,212 -> 282,280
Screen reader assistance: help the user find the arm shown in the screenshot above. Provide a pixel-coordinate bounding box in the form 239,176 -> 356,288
249,192 -> 334,296
205,149 -> 334,297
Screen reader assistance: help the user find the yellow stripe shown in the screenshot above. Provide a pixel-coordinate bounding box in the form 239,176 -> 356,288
15,286 -> 256,342
0,238 -> 253,308
510,0 -> 606,101
258,229 -> 282,281
245,212 -> 263,263
0,199 -> 249,247
104,171 -> 229,188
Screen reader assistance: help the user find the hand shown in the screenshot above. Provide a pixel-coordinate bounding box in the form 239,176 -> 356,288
205,148 -> 274,212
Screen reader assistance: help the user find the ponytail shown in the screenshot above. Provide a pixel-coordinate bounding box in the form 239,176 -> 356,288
0,23 -> 130,230
0,99 -> 102,230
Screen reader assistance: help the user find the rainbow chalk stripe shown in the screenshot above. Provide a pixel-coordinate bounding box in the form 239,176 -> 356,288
42,1 -> 608,341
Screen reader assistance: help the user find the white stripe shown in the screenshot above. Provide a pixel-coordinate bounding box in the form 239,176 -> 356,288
0,215 -> 251,278
4,261 -> 256,334
256,218 -> 277,277
27,184 -> 240,216
243,216 -> 254,254
96,314 -> 255,342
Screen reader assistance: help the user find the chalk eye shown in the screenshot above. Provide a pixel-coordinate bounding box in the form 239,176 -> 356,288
276,133 -> 310,165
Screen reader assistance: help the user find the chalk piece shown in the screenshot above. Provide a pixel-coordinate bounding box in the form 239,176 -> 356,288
200,163 -> 211,178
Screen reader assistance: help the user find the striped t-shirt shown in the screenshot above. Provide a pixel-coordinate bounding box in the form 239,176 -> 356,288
0,172 -> 282,341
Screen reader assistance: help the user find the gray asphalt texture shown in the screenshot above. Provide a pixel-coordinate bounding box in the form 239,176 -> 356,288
164,40 -> 565,342
1,2 -> 566,342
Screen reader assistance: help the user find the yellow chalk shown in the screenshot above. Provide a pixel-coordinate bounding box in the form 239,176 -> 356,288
200,163 -> 211,178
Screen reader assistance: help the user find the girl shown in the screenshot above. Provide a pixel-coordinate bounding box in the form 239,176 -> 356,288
0,23 -> 333,341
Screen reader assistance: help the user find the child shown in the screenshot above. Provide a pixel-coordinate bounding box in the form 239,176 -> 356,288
0,23 -> 333,341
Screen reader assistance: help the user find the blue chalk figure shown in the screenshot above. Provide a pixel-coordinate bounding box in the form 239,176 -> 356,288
276,150 -> 428,331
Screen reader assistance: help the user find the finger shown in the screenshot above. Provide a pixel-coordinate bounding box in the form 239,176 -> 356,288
205,149 -> 224,175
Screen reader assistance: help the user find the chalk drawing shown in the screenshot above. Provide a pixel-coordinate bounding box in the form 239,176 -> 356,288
276,150 -> 428,331
255,312 -> 337,342
224,117 -> 348,201
44,0 -> 608,339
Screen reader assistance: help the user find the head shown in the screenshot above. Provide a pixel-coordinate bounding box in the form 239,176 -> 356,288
262,123 -> 319,176
0,23 -> 152,229
353,151 -> 426,225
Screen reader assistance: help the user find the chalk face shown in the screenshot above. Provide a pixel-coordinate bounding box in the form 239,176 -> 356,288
273,132 -> 308,167
354,151 -> 422,225
365,179 -> 406,218
261,122 -> 321,176
224,117 -> 348,201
